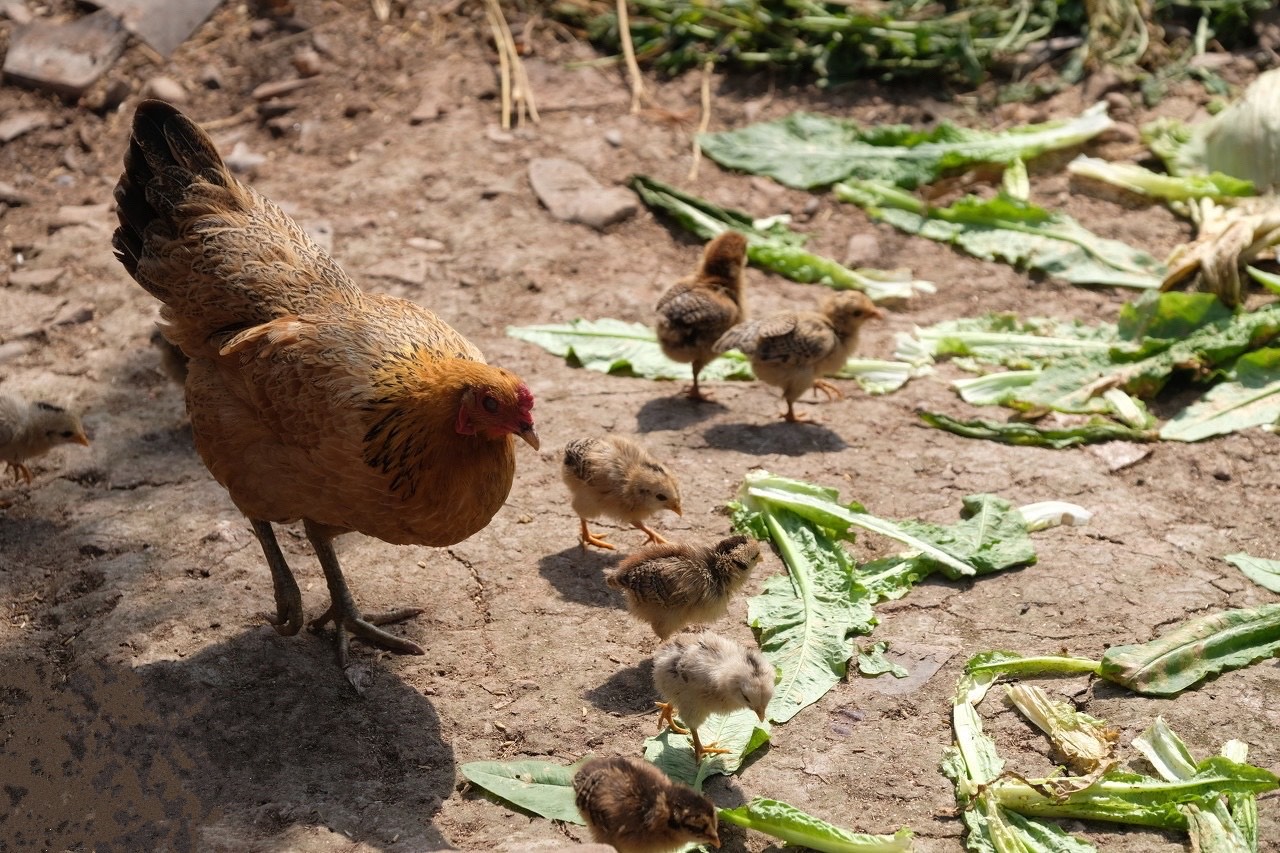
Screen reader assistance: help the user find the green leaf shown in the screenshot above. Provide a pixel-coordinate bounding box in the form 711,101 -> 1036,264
1099,603 -> 1280,695
1223,553 -> 1280,593
1246,265 -> 1280,295
921,412 -> 1157,447
900,313 -> 1118,369
507,318 -> 752,381
857,641 -> 908,678
837,180 -> 1165,289
1067,155 -> 1254,203
460,759 -> 584,824
629,175 -> 933,301
643,708 -> 770,789
1160,348 -> 1280,442
1117,290 -> 1233,342
698,103 -> 1113,190
717,798 -> 915,852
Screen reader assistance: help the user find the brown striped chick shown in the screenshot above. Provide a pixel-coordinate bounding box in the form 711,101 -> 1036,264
653,632 -> 775,761
562,436 -> 682,551
655,231 -> 748,402
714,290 -> 883,422
573,756 -> 720,853
606,536 -> 760,639
0,395 -> 90,485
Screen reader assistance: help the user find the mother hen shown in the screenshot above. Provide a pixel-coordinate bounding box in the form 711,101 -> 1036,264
113,100 -> 538,680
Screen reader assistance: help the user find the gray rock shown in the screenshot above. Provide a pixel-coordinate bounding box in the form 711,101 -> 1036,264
1,1 -> 32,25
409,93 -> 445,125
143,75 -> 187,103
52,303 -> 94,326
291,47 -> 322,77
50,203 -> 111,231
0,181 -> 34,205
406,237 -> 446,254
0,110 -> 51,143
603,128 -> 623,147
0,341 -> 33,363
92,0 -> 222,57
3,10 -> 127,97
9,267 -> 66,291
528,158 -> 637,231
843,233 -> 881,267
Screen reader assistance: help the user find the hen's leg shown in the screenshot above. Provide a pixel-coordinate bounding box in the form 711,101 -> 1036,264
689,728 -> 732,761
251,519 -> 303,637
304,520 -> 424,670
580,517 -> 616,551
655,701 -> 689,734
634,522 -> 670,545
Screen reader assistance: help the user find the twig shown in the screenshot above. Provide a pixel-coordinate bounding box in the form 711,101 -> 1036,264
483,0 -> 514,129
687,59 -> 714,180
615,0 -> 645,113
483,0 -> 539,128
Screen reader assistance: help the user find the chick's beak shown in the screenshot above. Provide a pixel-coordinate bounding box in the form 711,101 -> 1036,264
672,501 -> 684,517
74,432 -> 91,447
756,708 -> 767,722
517,423 -> 540,450
869,305 -> 887,320
708,831 -> 721,848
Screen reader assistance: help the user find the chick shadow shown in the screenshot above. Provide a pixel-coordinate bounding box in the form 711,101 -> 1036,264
702,421 -> 847,456
585,658 -> 656,715
0,634 -> 455,851
537,543 -> 624,609
635,394 -> 726,434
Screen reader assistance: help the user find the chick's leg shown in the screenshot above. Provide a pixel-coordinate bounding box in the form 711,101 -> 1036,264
655,701 -> 689,734
689,728 -> 732,762
684,365 -> 714,402
633,522 -> 670,545
580,517 -> 616,551
781,400 -> 814,423
251,519 -> 303,637
304,520 -> 424,670
812,378 -> 844,401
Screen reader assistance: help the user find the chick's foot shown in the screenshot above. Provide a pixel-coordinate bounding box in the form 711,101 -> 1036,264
580,518 -> 617,551
655,701 -> 689,734
690,730 -> 732,761
781,402 -> 815,423
812,378 -> 844,401
635,522 -> 670,545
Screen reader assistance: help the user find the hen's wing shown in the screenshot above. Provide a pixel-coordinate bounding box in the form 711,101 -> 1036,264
113,100 -> 363,357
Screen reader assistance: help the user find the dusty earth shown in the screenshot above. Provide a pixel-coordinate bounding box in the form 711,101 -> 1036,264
1,2 -> 1278,851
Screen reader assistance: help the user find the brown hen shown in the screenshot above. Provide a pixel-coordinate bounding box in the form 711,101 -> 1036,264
655,231 -> 748,402
112,100 -> 538,681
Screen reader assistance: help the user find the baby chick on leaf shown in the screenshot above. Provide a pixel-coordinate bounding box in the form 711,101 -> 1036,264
574,755 -> 720,852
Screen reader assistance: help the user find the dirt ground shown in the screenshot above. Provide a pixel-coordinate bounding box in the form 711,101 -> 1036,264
1,2 -> 1278,851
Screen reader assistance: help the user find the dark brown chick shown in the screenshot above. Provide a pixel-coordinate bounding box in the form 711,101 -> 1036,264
655,231 -> 748,402
562,436 -> 682,551
654,631 -> 775,761
573,756 -> 720,853
714,290 -> 883,422
606,535 -> 760,639
112,101 -> 538,684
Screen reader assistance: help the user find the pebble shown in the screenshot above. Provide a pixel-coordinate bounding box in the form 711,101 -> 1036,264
343,100 -> 372,118
224,141 -> 266,175
291,48 -> 322,77
0,181 -> 33,206
198,64 -> 223,89
50,203 -> 110,230
603,128 -> 623,147
9,267 -> 66,291
0,341 -> 32,363
844,233 -> 881,267
1,0 -> 32,24
527,158 -> 638,231
251,77 -> 311,100
52,303 -> 94,326
406,237 -> 446,253
2,10 -> 126,97
143,75 -> 188,103
485,125 -> 515,144
0,110 -> 51,143
409,93 -> 444,125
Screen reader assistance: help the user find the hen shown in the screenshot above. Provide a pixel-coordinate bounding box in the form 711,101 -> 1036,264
112,101 -> 538,678
655,231 -> 748,402
562,435 -> 682,550
0,395 -> 90,484
573,755 -> 720,853
714,290 -> 882,422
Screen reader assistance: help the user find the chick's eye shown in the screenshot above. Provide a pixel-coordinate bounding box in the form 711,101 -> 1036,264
60,431 -> 75,438
482,395 -> 499,414
656,493 -> 668,502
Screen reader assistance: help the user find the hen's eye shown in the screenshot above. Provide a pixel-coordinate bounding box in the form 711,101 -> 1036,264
656,493 -> 668,502
482,396 -> 499,413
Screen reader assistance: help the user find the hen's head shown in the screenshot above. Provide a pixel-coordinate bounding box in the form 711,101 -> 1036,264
455,369 -> 538,449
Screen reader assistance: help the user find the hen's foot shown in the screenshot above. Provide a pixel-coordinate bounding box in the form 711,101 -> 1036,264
6,462 -> 32,484
812,378 -> 844,401
251,519 -> 304,637
310,604 -> 425,666
655,701 -> 689,734
683,384 -> 715,402
635,522 -> 670,546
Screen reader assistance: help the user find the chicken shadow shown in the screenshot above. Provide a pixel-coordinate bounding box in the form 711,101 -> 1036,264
0,636 -> 454,851
634,395 -> 726,433
537,544 -> 624,609
585,658 -> 656,714
701,421 -> 847,456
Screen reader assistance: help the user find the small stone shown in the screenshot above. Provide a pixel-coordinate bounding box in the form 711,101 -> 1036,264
291,47 -> 322,77
198,64 -> 223,89
224,141 -> 266,174
0,110 -> 51,143
0,341 -> 33,363
528,158 -> 638,231
251,77 -> 311,100
844,233 -> 881,267
485,125 -> 515,144
249,17 -> 275,38
0,181 -> 33,205
50,203 -> 110,230
2,10 -> 127,98
143,75 -> 188,103
409,94 -> 444,125
343,101 -> 372,118
1,1 -> 33,25
53,303 -> 94,326
603,128 -> 623,147
9,267 -> 66,291
406,237 -> 446,253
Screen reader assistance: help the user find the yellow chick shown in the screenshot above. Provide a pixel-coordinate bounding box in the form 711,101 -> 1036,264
0,395 -> 90,484
653,631 -> 775,761
562,436 -> 682,551
606,536 -> 760,639
573,755 -> 720,853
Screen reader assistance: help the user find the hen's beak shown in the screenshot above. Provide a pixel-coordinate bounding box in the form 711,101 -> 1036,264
73,432 -> 91,446
518,423 -> 540,450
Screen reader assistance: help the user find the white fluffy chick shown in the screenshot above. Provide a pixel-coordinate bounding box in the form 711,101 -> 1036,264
653,631 -> 775,761
0,395 -> 90,484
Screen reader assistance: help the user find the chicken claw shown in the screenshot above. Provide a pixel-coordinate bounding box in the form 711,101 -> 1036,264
781,402 -> 815,424
580,518 -> 617,551
812,378 -> 844,401
655,701 -> 689,734
689,730 -> 732,762
251,519 -> 304,637
634,522 -> 671,546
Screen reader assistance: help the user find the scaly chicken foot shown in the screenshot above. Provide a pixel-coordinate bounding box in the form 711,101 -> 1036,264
5,461 -> 33,485
655,701 -> 690,734
580,518 -> 617,551
304,520 -> 425,671
684,372 -> 715,402
812,378 -> 844,401
689,729 -> 732,762
251,519 -> 304,637
634,522 -> 670,546
781,401 -> 815,424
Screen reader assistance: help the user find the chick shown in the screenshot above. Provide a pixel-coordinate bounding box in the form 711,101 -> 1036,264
653,631 -> 775,761
655,231 -> 748,402
0,395 -> 90,484
562,436 -> 682,551
573,755 -> 720,853
714,290 -> 883,422
607,535 -> 760,639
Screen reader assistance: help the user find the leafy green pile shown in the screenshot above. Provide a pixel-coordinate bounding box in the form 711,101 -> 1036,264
900,291 -> 1280,444
507,317 -> 926,394
945,611 -> 1280,850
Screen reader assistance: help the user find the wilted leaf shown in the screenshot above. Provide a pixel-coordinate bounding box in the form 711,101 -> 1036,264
857,641 -> 909,678
1223,553 -> 1280,593
460,759 -> 584,824
718,798 -> 915,852
1160,348 -> 1280,441
921,412 -> 1157,447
